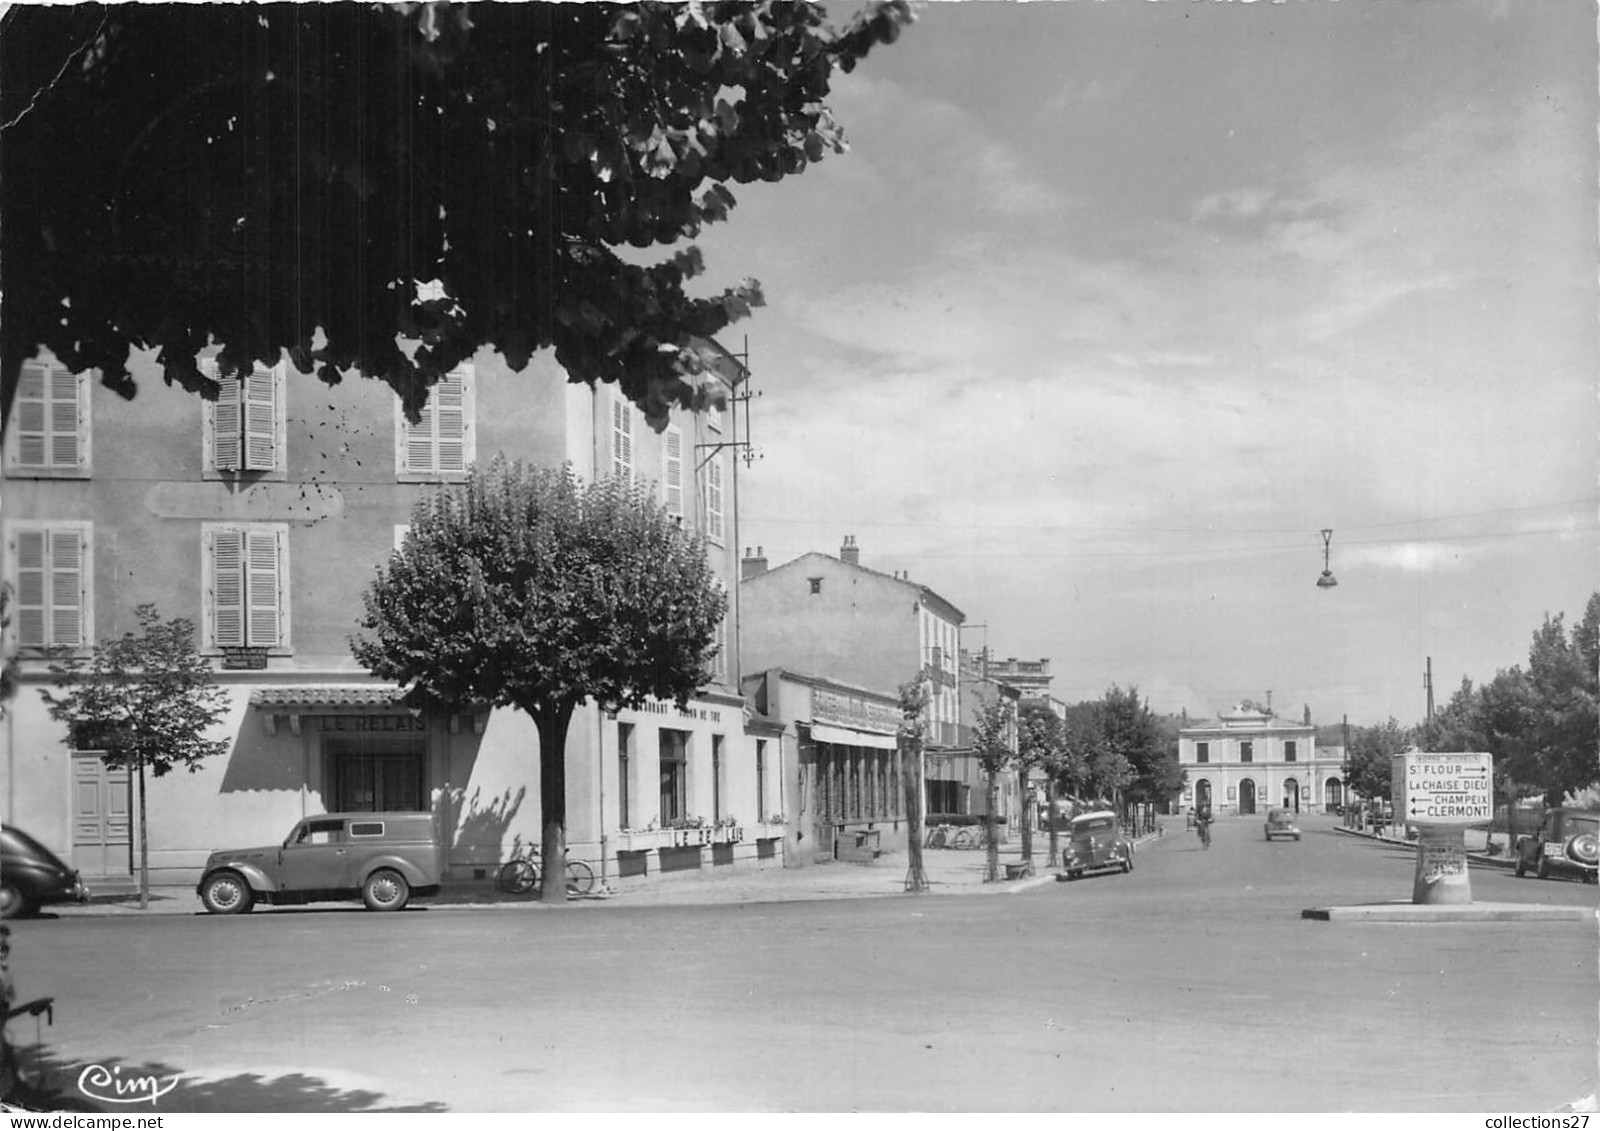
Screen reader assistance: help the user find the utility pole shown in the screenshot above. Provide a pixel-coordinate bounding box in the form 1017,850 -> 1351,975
1424,656 -> 1434,721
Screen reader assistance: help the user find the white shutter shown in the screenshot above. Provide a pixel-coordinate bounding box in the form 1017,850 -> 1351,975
706,456 -> 724,542
15,529 -> 47,646
13,363 -> 82,470
612,396 -> 633,481
242,365 -> 277,470
48,528 -> 84,647
212,529 -> 246,647
48,367 -> 81,467
213,376 -> 242,471
664,426 -> 684,516
245,529 -> 282,647
434,371 -> 466,474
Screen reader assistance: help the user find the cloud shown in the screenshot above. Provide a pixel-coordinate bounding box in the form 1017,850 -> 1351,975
1347,541 -> 1478,575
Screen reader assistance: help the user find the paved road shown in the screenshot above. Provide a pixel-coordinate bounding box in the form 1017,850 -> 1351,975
5,814 -> 1594,1112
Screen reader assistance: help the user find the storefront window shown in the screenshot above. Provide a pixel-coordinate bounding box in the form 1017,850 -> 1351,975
659,729 -> 688,822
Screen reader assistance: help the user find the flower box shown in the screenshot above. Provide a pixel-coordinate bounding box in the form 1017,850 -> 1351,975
667,826 -> 711,849
711,825 -> 743,845
614,830 -> 663,853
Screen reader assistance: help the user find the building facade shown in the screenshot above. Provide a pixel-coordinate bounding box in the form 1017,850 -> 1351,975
1177,703 -> 1345,816
2,341 -> 771,890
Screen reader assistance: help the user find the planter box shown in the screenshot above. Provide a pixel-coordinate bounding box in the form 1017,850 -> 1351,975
667,826 -> 711,849
614,830 -> 663,853
711,825 -> 743,845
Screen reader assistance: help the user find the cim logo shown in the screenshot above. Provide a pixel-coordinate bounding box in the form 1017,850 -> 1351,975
77,1064 -> 181,1105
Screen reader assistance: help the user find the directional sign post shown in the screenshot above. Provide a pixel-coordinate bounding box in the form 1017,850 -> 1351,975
1390,752 -> 1493,905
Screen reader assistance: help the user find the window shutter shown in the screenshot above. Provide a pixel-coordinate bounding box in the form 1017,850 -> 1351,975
13,363 -> 82,469
48,528 -> 84,647
15,529 -> 47,646
664,427 -> 684,515
434,371 -> 466,474
212,529 -> 245,647
245,530 -> 281,647
706,456 -> 724,541
612,397 -> 633,481
213,376 -> 242,471
242,366 -> 277,470
49,368 -> 81,467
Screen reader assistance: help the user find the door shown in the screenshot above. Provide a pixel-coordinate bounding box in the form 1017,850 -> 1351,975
280,817 -> 351,892
71,753 -> 131,878
1239,778 -> 1257,816
1284,778 -> 1300,813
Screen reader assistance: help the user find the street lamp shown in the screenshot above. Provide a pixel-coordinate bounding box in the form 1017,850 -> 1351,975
1341,713 -> 1351,827
1316,529 -> 1338,589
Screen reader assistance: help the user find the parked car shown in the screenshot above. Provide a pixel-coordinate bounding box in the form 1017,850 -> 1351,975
1513,807 -> 1599,884
1059,810 -> 1133,880
0,826 -> 91,919
1264,808 -> 1301,841
197,812 -> 445,914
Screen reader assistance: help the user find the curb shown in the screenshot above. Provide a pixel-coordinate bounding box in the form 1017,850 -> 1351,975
1331,824 -> 1516,870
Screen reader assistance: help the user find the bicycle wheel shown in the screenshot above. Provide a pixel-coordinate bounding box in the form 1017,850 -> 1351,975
952,828 -> 976,850
928,827 -> 948,849
564,860 -> 595,896
498,859 -> 538,894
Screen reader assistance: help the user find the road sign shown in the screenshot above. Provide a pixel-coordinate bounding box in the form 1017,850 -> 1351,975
1390,751 -> 1493,826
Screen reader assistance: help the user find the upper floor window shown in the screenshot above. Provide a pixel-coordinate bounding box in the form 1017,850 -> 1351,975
704,453 -> 724,544
6,360 -> 90,477
203,360 -> 286,477
397,365 -> 474,482
662,425 -> 684,517
202,523 -> 290,652
611,394 -> 635,482
1196,742 -> 1209,764
1284,740 -> 1297,762
5,521 -> 92,652
1240,740 -> 1254,763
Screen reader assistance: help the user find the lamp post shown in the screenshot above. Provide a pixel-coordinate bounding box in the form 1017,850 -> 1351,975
1341,713 -> 1351,828
1317,529 -> 1338,589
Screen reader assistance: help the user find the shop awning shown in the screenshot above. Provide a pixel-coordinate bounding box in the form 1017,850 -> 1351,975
808,722 -> 899,750
249,685 -> 410,711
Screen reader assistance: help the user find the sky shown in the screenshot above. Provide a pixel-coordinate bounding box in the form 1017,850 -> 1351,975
689,0 -> 1599,727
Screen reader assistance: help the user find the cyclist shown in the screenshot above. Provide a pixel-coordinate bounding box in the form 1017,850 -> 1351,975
1195,805 -> 1213,849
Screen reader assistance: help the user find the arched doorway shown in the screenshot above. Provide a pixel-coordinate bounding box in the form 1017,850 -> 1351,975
1239,778 -> 1256,815
1195,779 -> 1212,811
1284,778 -> 1300,813
1325,778 -> 1343,811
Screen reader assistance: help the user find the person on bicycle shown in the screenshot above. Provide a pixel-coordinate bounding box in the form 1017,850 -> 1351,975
1195,805 -> 1213,847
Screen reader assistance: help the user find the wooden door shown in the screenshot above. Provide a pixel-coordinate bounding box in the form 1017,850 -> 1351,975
72,752 -> 131,878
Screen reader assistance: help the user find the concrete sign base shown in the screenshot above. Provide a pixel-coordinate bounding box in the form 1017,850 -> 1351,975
1412,827 -> 1471,905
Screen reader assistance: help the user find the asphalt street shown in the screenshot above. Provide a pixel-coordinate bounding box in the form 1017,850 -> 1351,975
5,814 -> 1595,1113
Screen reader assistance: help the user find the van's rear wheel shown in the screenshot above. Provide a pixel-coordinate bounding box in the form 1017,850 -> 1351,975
363,868 -> 410,912
200,871 -> 254,915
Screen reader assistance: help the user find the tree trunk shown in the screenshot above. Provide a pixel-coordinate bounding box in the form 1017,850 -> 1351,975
1046,777 -> 1060,867
137,756 -> 149,911
984,769 -> 1000,883
1017,767 -> 1034,875
535,703 -> 576,904
902,736 -> 927,892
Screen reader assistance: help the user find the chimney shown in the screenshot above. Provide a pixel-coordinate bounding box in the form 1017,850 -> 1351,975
839,535 -> 859,567
741,545 -> 768,581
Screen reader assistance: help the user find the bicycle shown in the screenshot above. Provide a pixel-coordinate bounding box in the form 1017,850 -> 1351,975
1197,821 -> 1211,850
496,845 -> 596,897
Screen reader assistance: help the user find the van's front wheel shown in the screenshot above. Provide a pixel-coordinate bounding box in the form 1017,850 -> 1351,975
363,869 -> 410,912
200,871 -> 254,915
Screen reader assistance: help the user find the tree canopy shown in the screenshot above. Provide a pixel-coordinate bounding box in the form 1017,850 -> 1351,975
351,456 -> 726,899
0,1 -> 911,427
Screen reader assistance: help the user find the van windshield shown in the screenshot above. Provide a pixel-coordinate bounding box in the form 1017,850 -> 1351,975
1074,817 -> 1115,834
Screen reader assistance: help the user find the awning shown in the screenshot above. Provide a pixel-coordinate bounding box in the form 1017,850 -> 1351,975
807,722 -> 899,750
249,685 -> 411,711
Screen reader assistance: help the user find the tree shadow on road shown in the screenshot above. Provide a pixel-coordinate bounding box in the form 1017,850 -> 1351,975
6,1048 -> 447,1113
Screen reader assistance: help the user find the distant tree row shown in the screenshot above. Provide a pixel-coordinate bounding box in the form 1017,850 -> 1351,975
1027,686 -> 1184,813
1343,592 -> 1599,808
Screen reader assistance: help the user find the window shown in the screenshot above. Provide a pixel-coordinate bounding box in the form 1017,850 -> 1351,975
296,818 -> 345,845
618,723 -> 634,829
808,577 -> 823,595
611,394 -> 635,482
704,382 -> 724,432
712,735 -> 724,822
393,524 -> 411,554
662,425 -> 684,517
6,359 -> 89,477
704,454 -> 724,544
1284,740 -> 1297,763
203,524 -> 289,651
397,365 -> 474,481
1196,742 -> 1210,764
203,360 -> 286,476
755,740 -> 768,820
6,522 -> 91,651
327,738 -> 425,812
659,729 -> 689,823
927,779 -> 959,815
1240,741 -> 1254,764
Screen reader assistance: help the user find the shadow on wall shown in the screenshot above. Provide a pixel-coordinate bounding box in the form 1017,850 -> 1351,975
7,1049 -> 447,1113
450,785 -> 526,870
218,711 -> 305,794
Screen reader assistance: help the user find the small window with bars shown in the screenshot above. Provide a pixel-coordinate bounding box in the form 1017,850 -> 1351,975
397,366 -> 474,481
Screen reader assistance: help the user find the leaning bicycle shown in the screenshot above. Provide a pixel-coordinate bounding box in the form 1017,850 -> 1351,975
496,846 -> 596,896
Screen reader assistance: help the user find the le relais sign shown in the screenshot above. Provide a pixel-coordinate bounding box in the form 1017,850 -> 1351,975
1390,751 -> 1493,826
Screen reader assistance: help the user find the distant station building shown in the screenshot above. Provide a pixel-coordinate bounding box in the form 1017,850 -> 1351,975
1177,702 -> 1345,816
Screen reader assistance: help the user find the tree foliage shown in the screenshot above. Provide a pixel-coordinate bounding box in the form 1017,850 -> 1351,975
351,455 -> 725,900
0,1 -> 911,429
1345,717 -> 1409,803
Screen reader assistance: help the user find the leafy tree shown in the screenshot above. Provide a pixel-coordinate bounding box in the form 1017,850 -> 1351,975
1100,685 -> 1183,814
352,456 -> 725,902
1,1 -> 911,428
970,695 -> 1016,883
1056,700 -> 1100,801
0,584 -> 17,715
1345,717 -> 1411,815
898,676 -> 931,893
1519,599 -> 1599,805
40,605 -> 229,909
1415,677 -> 1487,754
1018,701 -> 1065,868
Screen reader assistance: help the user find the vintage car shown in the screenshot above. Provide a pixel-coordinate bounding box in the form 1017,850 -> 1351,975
197,812 -> 445,913
1058,810 -> 1133,880
1264,808 -> 1301,841
1513,807 -> 1599,883
0,826 -> 91,919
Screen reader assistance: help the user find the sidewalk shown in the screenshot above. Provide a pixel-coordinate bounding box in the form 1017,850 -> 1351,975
1332,822 -> 1517,870
55,828 -> 1170,915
